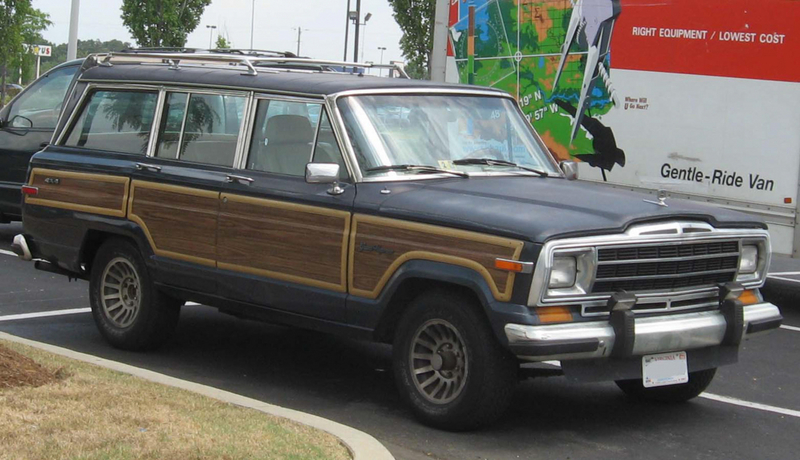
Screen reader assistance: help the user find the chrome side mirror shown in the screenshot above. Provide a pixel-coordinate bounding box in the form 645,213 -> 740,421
560,161 -> 579,180
305,163 -> 344,195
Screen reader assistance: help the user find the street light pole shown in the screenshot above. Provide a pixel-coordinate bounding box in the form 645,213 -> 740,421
250,0 -> 255,49
360,13 -> 372,62
377,46 -> 386,77
206,25 -> 217,49
353,0 -> 361,62
67,0 -> 80,60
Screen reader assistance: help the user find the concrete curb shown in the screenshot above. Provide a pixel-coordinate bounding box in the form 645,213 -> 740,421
0,331 -> 394,460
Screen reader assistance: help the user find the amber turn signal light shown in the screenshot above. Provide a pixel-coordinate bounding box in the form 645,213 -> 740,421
495,259 -> 524,272
538,306 -> 573,323
738,289 -> 759,305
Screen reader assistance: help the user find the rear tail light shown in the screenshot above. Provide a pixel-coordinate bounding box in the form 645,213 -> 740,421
21,186 -> 38,196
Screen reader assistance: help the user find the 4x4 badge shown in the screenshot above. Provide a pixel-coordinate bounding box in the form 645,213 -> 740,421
44,177 -> 60,185
644,189 -> 669,207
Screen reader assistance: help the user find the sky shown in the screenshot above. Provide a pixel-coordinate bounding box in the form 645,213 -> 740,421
31,0 -> 405,66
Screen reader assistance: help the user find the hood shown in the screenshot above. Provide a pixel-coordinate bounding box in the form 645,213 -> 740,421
356,176 -> 766,243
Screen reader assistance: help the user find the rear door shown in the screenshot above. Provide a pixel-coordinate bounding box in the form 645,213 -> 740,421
126,89 -> 249,294
0,64 -> 79,220
218,96 -> 354,321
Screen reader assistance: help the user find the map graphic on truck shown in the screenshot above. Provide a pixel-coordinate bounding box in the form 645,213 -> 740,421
444,0 -> 800,254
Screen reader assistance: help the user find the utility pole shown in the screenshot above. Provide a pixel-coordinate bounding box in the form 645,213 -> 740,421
343,0 -> 351,61
250,0 -> 255,49
294,27 -> 306,56
353,0 -> 361,62
67,0 -> 80,60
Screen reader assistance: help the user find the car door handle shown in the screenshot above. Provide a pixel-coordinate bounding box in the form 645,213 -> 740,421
226,174 -> 255,185
135,163 -> 162,172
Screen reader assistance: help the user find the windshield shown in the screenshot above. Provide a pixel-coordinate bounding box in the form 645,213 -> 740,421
337,94 -> 559,178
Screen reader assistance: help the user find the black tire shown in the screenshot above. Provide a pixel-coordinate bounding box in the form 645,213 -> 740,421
615,368 -> 717,403
393,289 -> 518,431
89,238 -> 182,351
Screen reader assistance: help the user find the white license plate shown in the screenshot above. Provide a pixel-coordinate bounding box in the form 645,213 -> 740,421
642,351 -> 688,388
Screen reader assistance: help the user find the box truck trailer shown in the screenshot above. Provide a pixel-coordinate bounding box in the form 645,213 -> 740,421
431,0 -> 800,256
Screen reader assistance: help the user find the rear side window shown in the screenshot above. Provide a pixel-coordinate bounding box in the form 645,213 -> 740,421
64,90 -> 157,155
155,91 -> 246,167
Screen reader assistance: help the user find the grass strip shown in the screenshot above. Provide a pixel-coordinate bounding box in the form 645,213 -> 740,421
0,340 -> 350,460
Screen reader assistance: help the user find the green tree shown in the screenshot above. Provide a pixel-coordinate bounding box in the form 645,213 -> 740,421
0,0 -> 51,106
215,35 -> 230,49
121,0 -> 211,48
388,0 -> 435,79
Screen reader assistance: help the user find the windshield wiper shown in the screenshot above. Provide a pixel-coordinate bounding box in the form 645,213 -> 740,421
452,158 -> 549,177
365,164 -> 469,178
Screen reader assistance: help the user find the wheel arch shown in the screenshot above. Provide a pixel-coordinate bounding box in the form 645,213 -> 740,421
78,221 -> 155,274
371,259 -> 501,344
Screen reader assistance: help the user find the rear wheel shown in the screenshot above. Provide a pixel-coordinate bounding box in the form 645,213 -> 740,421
393,289 -> 517,431
615,368 -> 717,403
89,238 -> 182,351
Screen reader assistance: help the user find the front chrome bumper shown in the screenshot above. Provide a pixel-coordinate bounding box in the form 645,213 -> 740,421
505,302 -> 782,361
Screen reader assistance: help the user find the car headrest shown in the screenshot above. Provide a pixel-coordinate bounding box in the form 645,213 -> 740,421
265,115 -> 313,144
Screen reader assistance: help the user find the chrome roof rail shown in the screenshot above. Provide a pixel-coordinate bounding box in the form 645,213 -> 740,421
91,52 -> 410,79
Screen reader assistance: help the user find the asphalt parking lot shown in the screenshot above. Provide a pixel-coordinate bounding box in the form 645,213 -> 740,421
1,221 -> 799,460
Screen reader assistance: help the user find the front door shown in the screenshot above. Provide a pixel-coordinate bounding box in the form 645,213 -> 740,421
218,97 -> 354,322
0,64 -> 79,220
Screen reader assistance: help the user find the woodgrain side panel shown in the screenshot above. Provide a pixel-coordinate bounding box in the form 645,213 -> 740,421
349,215 -> 525,302
26,168 -> 129,217
217,194 -> 350,292
128,181 -> 219,267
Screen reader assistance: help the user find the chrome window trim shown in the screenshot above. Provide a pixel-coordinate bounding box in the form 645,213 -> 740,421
232,91 -> 255,169
56,83 -> 162,149
146,87 -> 249,166
173,93 -> 191,159
327,94 -> 362,182
77,78 -> 324,100
329,88 -> 563,183
527,222 -> 771,307
145,88 -> 166,157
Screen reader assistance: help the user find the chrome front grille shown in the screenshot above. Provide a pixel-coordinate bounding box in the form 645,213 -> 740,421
591,241 -> 740,294
581,292 -> 720,317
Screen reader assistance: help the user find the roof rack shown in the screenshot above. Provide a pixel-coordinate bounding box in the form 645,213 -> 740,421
91,50 -> 410,79
122,47 -> 300,58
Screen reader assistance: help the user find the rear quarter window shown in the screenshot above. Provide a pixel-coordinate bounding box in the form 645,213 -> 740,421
64,90 -> 158,155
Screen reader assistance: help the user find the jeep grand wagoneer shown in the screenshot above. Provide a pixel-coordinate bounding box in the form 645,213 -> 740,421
12,50 -> 783,430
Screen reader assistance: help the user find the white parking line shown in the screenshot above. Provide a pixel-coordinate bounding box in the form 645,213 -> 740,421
768,275 -> 800,284
0,249 -> 17,257
781,325 -> 800,332
0,303 -> 201,323
0,307 -> 91,322
700,393 -> 800,419
769,271 -> 800,276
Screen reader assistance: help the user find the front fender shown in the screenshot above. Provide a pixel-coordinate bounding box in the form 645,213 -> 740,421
347,259 -> 537,345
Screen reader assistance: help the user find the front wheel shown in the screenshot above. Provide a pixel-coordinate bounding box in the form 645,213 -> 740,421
615,368 -> 717,403
89,238 -> 182,351
393,290 -> 518,431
